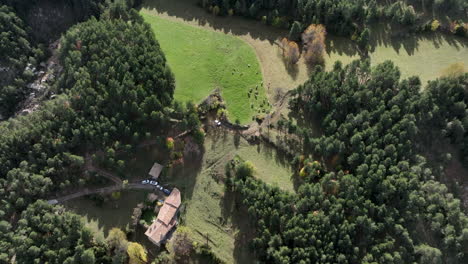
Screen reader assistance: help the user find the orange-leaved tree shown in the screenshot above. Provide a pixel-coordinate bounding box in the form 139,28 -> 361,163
302,24 -> 326,67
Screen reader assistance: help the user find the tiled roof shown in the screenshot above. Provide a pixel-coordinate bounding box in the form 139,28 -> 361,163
144,188 -> 181,245
164,188 -> 181,208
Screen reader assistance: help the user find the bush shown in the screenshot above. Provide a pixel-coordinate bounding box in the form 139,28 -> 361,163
431,20 -> 441,31
193,128 -> 205,145
236,161 -> 255,179
166,137 -> 174,150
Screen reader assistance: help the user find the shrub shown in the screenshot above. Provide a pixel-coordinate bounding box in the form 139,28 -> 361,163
166,137 -> 174,150
193,128 -> 205,145
212,5 -> 220,16
431,19 -> 440,31
236,161 -> 255,179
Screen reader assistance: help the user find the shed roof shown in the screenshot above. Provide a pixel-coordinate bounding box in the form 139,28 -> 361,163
149,162 -> 163,179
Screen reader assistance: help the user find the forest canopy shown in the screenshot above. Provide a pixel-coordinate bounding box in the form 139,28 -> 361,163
228,61 -> 468,263
0,4 -> 37,117
0,7 -> 177,262
200,0 -> 467,37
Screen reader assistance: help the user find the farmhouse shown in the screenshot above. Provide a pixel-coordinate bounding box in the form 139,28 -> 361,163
149,162 -> 163,179
145,188 -> 181,246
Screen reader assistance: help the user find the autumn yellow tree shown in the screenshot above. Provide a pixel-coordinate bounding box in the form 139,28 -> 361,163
127,242 -> 148,264
301,24 -> 326,66
107,228 -> 128,252
280,38 -> 301,65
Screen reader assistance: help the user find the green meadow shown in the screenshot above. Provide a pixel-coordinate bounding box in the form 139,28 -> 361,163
141,11 -> 268,124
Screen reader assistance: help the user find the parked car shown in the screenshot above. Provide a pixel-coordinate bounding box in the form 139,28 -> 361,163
141,180 -> 149,184
159,186 -> 163,190
150,181 -> 157,185
163,189 -> 171,195
214,119 -> 221,126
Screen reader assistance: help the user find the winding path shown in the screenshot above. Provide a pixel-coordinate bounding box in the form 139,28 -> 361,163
48,183 -> 158,204
49,154 -> 166,204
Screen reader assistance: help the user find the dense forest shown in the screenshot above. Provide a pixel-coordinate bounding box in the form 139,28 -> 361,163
0,0 -> 104,42
1,0 -> 467,263
200,0 -> 468,38
422,76 -> 468,167
0,5 -> 38,117
229,61 -> 468,263
0,1 -> 180,262
0,0 -> 105,119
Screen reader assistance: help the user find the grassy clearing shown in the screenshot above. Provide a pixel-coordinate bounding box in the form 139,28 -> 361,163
162,132 -> 250,263
141,0 -> 467,102
368,33 -> 468,85
236,141 -> 294,192
64,190 -> 150,234
153,129 -> 294,263
140,11 -> 268,124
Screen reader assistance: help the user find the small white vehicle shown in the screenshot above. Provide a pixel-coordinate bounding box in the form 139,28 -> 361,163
214,119 -> 221,126
141,180 -> 149,184
159,186 -> 163,190
150,181 -> 157,185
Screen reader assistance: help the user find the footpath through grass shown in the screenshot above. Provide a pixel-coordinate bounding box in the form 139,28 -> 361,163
141,11 -> 268,124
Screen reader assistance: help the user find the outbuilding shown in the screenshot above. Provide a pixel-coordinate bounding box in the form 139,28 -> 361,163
149,162 -> 163,180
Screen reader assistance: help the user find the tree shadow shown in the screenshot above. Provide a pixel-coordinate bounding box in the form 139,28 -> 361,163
285,62 -> 299,80
257,140 -> 293,174
325,34 -> 360,58
164,141 -> 204,201
221,187 -> 256,264
367,23 -> 468,57
140,0 -> 283,45
233,132 -> 240,149
324,22 -> 468,61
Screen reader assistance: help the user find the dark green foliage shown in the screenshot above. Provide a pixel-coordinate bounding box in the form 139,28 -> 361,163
232,61 -> 468,263
0,5 -> 31,72
0,11 -> 176,261
200,0 -> 415,37
0,0 -> 107,118
201,0 -> 466,37
288,21 -> 302,41
0,16 -> 174,189
421,73 -> 468,165
0,163 -> 53,214
357,27 -> 370,51
13,200 -> 107,264
0,0 -> 104,42
56,17 -> 175,148
0,5 -> 35,117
